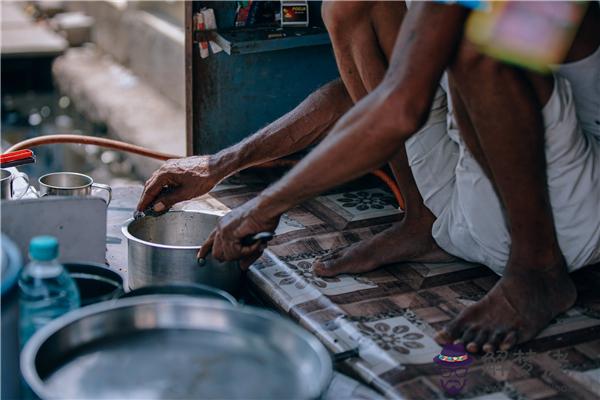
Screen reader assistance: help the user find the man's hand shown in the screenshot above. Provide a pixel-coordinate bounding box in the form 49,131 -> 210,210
198,196 -> 280,270
137,155 -> 225,212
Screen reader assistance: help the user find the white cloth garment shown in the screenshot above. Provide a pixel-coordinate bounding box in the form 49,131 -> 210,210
406,51 -> 600,274
555,45 -> 600,139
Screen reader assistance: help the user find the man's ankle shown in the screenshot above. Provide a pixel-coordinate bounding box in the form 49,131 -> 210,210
404,204 -> 435,224
508,244 -> 566,272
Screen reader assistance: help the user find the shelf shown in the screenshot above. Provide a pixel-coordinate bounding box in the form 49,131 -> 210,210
204,26 -> 331,55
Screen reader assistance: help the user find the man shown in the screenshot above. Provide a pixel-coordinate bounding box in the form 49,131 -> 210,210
191,1 -> 600,353
138,1 -> 454,272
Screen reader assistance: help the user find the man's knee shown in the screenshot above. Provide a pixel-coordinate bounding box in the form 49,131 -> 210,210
450,39 -> 553,104
449,40 -> 504,84
322,1 -> 372,37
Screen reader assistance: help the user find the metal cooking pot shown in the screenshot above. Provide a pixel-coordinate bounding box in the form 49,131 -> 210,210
119,283 -> 236,305
64,262 -> 124,306
21,296 -> 332,399
122,210 -> 241,293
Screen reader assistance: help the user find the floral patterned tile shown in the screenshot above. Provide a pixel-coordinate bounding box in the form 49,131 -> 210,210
510,378 -> 561,399
250,251 -> 323,312
298,314 -> 362,354
564,367 -> 600,395
250,260 -> 370,356
283,207 -> 324,228
108,185 -> 600,400
536,308 -> 600,339
351,358 -> 404,388
282,258 -> 378,296
332,189 -> 397,212
409,262 -> 486,277
353,316 -> 441,367
254,255 -> 378,309
338,316 -> 441,374
175,193 -> 230,215
323,188 -> 401,221
333,321 -> 404,377
274,213 -> 305,235
324,372 -> 385,400
303,188 -> 402,230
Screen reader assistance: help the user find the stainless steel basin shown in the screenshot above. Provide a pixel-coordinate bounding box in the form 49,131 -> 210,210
122,210 -> 241,293
21,296 -> 333,399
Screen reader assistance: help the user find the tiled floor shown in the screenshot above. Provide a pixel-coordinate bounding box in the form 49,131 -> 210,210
109,183 -> 600,400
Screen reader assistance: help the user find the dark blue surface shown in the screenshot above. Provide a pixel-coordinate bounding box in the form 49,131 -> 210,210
190,1 -> 340,154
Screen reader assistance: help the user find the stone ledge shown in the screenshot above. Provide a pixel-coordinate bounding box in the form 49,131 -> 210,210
64,1 -> 185,108
124,10 -> 184,109
1,2 -> 68,58
52,46 -> 185,178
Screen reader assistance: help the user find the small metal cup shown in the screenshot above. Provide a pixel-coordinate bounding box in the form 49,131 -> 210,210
38,172 -> 112,204
1,169 -> 30,200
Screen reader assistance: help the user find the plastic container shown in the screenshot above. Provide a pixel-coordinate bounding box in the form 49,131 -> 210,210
19,236 -> 80,345
1,234 -> 23,399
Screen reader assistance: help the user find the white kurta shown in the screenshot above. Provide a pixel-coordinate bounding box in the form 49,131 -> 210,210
405,48 -> 600,275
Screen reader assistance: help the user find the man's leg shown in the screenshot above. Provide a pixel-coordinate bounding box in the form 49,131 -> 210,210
323,1 -> 402,102
315,143 -> 456,277
314,1 -> 453,277
435,42 -> 577,353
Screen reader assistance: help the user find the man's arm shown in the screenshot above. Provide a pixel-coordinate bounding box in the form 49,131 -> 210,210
137,79 -> 352,212
201,3 -> 470,263
212,79 -> 353,173
257,3 -> 469,217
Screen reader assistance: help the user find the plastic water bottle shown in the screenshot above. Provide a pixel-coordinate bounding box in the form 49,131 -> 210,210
19,236 -> 80,346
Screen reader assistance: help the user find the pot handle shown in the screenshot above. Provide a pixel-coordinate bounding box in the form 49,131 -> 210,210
198,232 -> 274,267
92,182 -> 112,205
240,232 -> 274,246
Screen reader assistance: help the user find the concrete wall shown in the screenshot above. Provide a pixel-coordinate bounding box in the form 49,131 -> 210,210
65,0 -> 185,108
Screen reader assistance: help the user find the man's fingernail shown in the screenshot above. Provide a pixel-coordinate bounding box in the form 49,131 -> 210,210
153,202 -> 165,212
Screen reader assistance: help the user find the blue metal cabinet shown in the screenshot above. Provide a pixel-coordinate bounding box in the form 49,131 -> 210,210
186,1 -> 340,155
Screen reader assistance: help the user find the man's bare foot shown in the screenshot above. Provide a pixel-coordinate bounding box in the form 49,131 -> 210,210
435,257 -> 577,353
313,216 -> 455,277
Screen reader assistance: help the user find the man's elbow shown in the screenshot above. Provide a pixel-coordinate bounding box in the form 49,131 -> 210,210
377,89 -> 430,141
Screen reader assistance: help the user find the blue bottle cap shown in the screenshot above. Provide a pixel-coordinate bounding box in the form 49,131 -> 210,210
29,236 -> 59,261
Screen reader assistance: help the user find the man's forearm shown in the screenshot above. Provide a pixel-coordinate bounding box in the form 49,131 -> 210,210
210,79 -> 353,177
255,3 -> 469,217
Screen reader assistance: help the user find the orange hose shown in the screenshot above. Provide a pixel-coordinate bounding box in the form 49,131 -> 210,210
371,169 -> 405,211
255,159 -> 405,210
3,134 -> 405,210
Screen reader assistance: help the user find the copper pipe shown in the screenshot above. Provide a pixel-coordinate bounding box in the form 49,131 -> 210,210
4,134 -> 180,161
4,134 -> 405,210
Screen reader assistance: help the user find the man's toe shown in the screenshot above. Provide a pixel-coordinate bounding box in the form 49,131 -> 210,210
499,331 -> 518,351
313,252 -> 348,277
313,259 -> 335,277
435,319 -> 465,345
467,330 -> 490,353
483,330 -> 506,353
457,326 -> 477,345
434,329 -> 453,345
